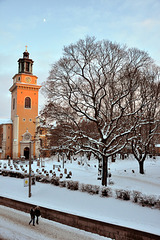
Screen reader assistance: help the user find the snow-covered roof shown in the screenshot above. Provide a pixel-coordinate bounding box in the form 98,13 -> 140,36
155,144 -> 160,148
0,119 -> 12,125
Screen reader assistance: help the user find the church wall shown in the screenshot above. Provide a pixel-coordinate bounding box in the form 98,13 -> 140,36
9,49 -> 41,159
0,125 -> 3,158
16,86 -> 39,158
4,124 -> 12,159
0,124 -> 12,159
0,125 -> 2,147
12,116 -> 19,159
11,89 -> 17,121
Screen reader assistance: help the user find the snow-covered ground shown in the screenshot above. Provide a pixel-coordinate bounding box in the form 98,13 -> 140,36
0,154 -> 160,237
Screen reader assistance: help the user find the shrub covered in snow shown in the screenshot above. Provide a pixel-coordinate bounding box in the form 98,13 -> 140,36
132,190 -> 142,203
155,198 -> 160,209
36,175 -> 41,182
39,177 -> 51,183
80,183 -> 100,195
66,180 -> 79,190
139,194 -> 158,207
51,176 -> 60,186
100,187 -> 112,197
115,189 -> 131,200
2,170 -> 9,176
15,172 -> 25,179
59,180 -> 67,188
2,170 -> 25,179
8,171 -> 17,178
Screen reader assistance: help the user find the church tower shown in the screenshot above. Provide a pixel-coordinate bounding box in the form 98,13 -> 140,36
9,47 -> 41,159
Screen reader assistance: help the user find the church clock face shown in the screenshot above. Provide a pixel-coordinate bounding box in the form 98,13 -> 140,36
25,76 -> 31,83
24,133 -> 30,141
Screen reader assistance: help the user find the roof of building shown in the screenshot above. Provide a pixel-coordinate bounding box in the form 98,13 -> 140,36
0,119 -> 13,125
155,144 -> 160,148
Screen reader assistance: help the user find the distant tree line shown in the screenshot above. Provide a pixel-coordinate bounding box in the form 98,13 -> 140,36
41,36 -> 160,186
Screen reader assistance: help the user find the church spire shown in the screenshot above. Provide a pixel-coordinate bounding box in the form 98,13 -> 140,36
18,46 -> 34,74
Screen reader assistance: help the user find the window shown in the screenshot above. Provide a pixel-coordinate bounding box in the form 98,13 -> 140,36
25,97 -> 31,108
23,118 -> 26,122
22,63 -> 24,72
29,118 -> 32,122
26,62 -> 30,72
13,98 -> 15,110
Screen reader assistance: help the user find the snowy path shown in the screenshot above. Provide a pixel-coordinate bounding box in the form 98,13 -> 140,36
0,176 -> 160,236
0,205 -> 110,240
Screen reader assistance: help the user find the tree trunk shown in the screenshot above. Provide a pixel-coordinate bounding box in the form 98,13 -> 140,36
67,152 -> 71,160
111,154 -> 116,162
139,160 -> 144,174
102,155 -> 108,186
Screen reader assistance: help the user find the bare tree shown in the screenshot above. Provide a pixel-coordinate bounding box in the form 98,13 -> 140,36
131,66 -> 160,174
42,36 -> 155,186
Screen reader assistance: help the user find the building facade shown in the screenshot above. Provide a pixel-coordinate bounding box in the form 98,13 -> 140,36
0,120 -> 12,159
0,48 -> 41,160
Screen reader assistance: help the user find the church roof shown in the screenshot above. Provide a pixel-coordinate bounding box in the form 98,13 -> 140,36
0,119 -> 13,125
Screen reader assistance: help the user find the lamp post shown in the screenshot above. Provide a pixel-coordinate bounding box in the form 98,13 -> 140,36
28,141 -> 32,197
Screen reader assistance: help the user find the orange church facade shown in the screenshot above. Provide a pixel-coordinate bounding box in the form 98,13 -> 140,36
0,120 -> 12,159
0,48 -> 41,160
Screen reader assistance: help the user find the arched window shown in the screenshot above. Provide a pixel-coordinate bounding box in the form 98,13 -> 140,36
25,97 -> 31,108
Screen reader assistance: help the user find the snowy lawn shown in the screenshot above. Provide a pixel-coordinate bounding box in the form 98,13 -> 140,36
0,155 -> 160,236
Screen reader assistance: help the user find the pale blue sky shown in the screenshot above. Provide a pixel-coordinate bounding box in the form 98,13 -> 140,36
0,0 -> 160,118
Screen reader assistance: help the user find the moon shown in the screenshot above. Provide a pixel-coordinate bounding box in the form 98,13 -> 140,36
43,18 -> 46,22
